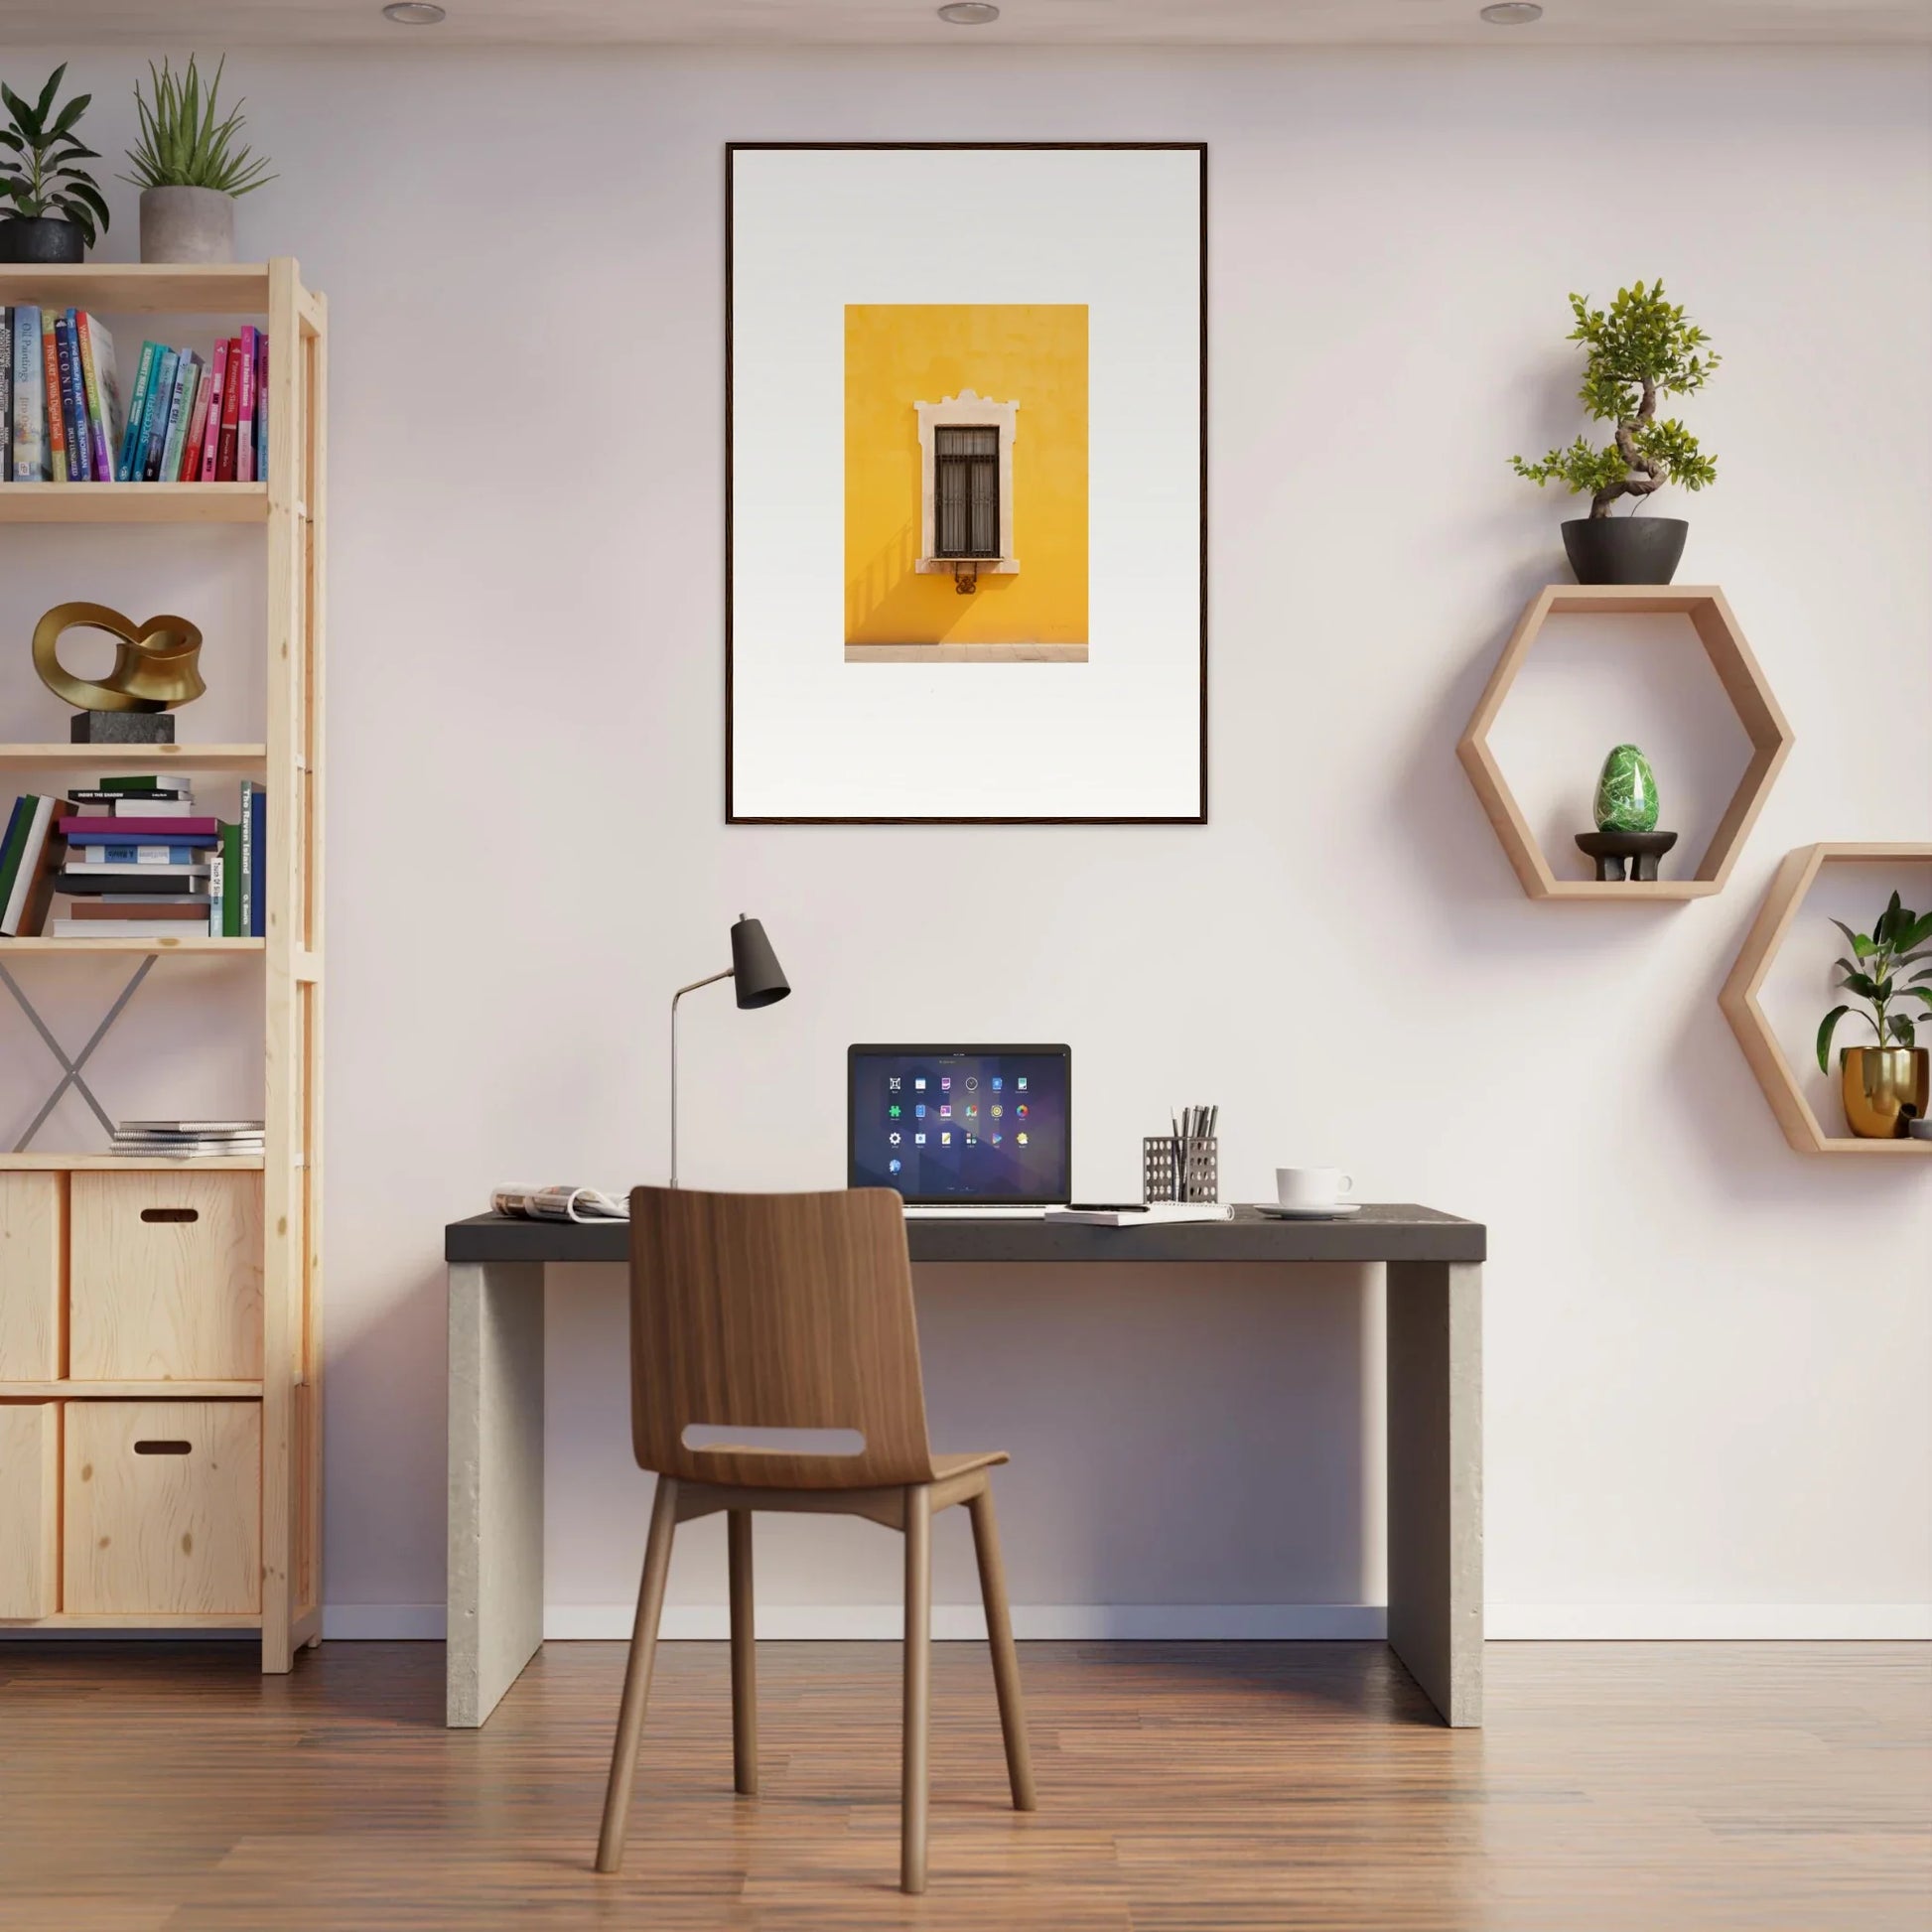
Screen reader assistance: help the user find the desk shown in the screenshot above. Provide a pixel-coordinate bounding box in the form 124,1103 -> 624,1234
444,1203 -> 1484,1729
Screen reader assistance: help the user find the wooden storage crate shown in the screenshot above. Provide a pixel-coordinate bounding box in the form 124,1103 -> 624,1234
0,1173 -> 65,1379
64,1401 -> 261,1615
0,1402 -> 60,1618
69,1172 -> 263,1382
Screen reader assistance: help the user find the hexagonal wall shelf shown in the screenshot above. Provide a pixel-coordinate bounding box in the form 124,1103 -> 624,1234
1457,585 -> 1795,900
1719,842 -> 1932,1158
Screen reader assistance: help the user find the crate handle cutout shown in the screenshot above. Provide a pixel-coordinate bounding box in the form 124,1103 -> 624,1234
681,1424 -> 866,1456
133,1440 -> 193,1455
140,1207 -> 200,1224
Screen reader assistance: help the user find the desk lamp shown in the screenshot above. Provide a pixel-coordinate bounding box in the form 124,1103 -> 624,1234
669,914 -> 790,1186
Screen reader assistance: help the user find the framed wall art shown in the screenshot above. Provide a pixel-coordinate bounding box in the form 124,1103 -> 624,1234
726,142 -> 1207,824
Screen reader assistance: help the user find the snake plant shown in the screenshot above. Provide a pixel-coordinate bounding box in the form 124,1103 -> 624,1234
123,56 -> 275,199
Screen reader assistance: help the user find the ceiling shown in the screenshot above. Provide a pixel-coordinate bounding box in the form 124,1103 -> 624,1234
8,0 -> 1931,49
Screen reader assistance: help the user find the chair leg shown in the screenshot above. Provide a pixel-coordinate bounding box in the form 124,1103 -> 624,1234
901,1483 -> 933,1895
967,1485 -> 1037,1812
728,1508 -> 758,1796
595,1475 -> 680,1874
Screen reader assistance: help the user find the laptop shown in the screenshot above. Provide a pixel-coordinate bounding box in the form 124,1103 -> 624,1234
848,1043 -> 1071,1216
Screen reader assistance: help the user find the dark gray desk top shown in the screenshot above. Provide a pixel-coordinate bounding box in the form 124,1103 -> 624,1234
446,1203 -> 1483,1267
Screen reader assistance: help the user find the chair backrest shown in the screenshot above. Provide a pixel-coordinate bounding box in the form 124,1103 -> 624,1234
626,1185 -> 938,1490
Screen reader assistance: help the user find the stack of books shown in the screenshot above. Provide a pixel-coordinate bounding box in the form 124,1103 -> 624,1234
111,1119 -> 265,1160
0,775 -> 267,939
2,307 -> 268,484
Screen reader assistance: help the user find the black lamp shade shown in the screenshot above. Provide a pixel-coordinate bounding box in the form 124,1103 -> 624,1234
730,915 -> 790,1009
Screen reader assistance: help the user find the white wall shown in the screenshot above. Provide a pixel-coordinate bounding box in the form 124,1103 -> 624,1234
4,44 -> 1928,1640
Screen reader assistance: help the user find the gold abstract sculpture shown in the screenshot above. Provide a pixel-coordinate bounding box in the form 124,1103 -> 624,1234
33,602 -> 206,713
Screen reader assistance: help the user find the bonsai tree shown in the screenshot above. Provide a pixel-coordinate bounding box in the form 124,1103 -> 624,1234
1512,281 -> 1718,518
0,65 -> 110,246
123,57 -> 276,201
1817,892 -> 1932,1071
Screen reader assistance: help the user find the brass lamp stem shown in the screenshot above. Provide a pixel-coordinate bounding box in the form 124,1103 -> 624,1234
668,969 -> 734,1188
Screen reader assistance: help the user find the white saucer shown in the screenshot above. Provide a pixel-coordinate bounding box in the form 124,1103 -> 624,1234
1251,1201 -> 1361,1219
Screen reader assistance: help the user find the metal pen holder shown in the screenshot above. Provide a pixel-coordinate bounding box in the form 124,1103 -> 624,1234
1143,1135 -> 1219,1205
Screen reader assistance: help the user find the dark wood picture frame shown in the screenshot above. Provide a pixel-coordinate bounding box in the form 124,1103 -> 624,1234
725,141 -> 1208,826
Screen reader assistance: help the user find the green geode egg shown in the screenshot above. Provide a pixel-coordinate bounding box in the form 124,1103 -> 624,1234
1594,744 -> 1659,832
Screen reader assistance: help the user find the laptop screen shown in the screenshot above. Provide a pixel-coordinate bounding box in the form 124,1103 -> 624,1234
848,1044 -> 1071,1204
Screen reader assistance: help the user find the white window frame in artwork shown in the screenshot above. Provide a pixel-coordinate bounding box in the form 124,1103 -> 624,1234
914,390 -> 1021,577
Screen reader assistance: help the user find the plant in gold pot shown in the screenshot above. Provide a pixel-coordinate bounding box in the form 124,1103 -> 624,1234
1816,893 -> 1932,1139
123,56 -> 274,264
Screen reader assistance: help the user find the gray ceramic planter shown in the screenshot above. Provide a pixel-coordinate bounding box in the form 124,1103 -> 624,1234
139,186 -> 236,264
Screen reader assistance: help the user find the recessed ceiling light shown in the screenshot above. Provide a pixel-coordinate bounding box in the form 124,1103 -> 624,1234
938,2 -> 1001,23
1479,2 -> 1543,21
382,2 -> 447,22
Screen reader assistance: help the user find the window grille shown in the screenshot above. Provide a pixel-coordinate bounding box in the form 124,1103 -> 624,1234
933,426 -> 1000,558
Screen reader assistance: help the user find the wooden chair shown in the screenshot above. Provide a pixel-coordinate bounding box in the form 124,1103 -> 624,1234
595,1184 -> 1036,1893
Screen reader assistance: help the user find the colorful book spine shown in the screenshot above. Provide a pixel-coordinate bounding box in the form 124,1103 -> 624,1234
197,340 -> 228,481
12,307 -> 45,481
1,796 -> 60,936
234,328 -> 258,484
254,333 -> 268,480
215,338 -> 241,481
179,355 -> 213,481
40,312 -> 67,484
138,347 -> 180,483
159,353 -> 200,486
0,308 -> 11,479
238,780 -> 254,937
75,312 -> 116,483
56,313 -> 89,481
248,784 -> 266,938
80,844 -> 204,865
0,797 -> 31,907
60,816 -> 219,840
219,821 -> 241,937
118,340 -> 159,481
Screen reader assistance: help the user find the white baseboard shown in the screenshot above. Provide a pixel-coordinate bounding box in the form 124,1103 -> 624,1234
323,1603 -> 448,1640
29,1601 -> 1929,1644
315,1603 -> 1386,1642
567,1603 -> 1389,1641
1486,1603 -> 1932,1640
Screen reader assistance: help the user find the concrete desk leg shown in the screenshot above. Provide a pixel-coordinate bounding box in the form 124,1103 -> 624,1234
1386,1260 -> 1483,1726
447,1260 -> 546,1727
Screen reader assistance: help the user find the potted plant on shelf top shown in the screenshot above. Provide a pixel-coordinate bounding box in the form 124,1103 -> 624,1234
1511,281 -> 1719,586
0,65 -> 110,264
1817,892 -> 1932,1139
123,56 -> 274,265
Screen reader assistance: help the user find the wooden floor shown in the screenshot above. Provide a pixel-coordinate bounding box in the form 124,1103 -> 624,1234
0,1640 -> 1925,1929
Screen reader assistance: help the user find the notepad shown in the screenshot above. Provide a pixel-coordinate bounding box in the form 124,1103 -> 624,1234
1042,1204 -> 1232,1227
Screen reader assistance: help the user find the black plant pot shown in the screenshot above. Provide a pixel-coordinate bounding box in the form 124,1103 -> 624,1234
0,215 -> 86,264
1561,516 -> 1689,586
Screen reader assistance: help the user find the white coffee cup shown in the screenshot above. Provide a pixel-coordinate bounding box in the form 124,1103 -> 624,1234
1276,1167 -> 1354,1210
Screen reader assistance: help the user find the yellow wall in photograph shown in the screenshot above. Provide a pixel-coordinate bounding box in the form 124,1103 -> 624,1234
845,304 -> 1088,647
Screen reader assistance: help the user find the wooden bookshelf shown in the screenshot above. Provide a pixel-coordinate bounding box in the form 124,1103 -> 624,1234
0,261 -> 326,1673
0,483 -> 267,524
0,936 -> 265,953
0,1154 -> 266,1171
0,744 -> 267,768
0,1380 -> 264,1399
